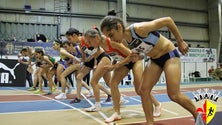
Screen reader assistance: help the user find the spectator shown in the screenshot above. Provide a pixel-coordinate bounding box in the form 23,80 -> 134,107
11,36 -> 17,42
211,64 -> 222,80
188,44 -> 191,47
18,47 -> 33,87
208,66 -> 214,76
107,9 -> 117,16
192,71 -> 201,77
36,33 -> 47,42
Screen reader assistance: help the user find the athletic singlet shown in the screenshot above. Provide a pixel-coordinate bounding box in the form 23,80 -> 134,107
128,24 -> 160,54
60,51 -> 67,61
72,45 -> 90,59
104,37 -> 126,61
80,37 -> 97,56
59,48 -> 73,62
41,55 -> 55,65
60,51 -> 77,69
74,46 -> 82,58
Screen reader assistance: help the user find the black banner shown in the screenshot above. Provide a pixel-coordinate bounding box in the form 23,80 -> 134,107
0,59 -> 26,87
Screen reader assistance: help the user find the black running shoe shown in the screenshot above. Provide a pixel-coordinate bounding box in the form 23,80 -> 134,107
105,95 -> 112,102
44,92 -> 52,96
70,98 -> 81,104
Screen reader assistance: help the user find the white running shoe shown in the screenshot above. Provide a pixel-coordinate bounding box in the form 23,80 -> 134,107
153,103 -> 162,117
55,93 -> 67,100
86,90 -> 94,98
105,112 -> 121,123
120,96 -> 127,105
84,104 -> 101,112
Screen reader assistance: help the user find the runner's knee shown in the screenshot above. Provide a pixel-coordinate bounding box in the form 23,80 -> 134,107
168,93 -> 180,102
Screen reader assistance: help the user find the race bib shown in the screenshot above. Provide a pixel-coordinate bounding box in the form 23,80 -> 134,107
82,46 -> 97,56
108,52 -> 124,61
129,39 -> 153,54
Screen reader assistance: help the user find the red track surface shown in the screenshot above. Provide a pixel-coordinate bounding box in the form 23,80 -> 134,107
121,117 -> 195,125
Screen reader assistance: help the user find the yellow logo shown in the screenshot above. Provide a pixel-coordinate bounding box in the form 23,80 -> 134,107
196,99 -> 217,124
205,99 -> 216,124
193,88 -> 220,124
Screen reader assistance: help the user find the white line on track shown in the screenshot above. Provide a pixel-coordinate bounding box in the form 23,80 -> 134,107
151,91 -> 158,94
123,95 -> 179,116
0,109 -> 73,115
7,87 -> 107,125
121,109 -> 143,114
80,93 -> 116,125
180,89 -> 191,92
128,96 -> 141,102
157,115 -> 193,121
0,94 -> 37,96
118,115 -> 194,125
162,108 -> 179,115
0,100 -> 52,103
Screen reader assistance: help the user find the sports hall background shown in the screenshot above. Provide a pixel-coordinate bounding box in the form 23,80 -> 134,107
0,0 -> 222,125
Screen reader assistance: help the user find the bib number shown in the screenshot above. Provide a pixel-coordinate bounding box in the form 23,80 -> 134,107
129,39 -> 153,54
82,46 -> 97,55
108,52 -> 124,61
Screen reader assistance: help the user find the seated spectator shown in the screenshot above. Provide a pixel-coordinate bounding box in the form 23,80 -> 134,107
188,44 -> 191,47
191,71 -> 201,77
36,33 -> 47,42
208,66 -> 215,76
210,64 -> 222,80
11,36 -> 17,42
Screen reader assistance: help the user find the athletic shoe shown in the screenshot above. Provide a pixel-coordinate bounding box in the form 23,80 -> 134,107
44,92 -> 52,96
34,89 -> 45,94
86,90 -> 94,98
104,95 -> 112,102
120,96 -> 127,105
28,87 -> 36,91
67,87 -> 72,94
55,93 -> 67,100
153,103 -> 162,117
70,98 -> 81,104
52,87 -> 58,92
34,89 -> 40,94
105,112 -> 121,123
84,104 -> 101,112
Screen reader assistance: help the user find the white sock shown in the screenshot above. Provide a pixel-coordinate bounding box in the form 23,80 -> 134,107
95,102 -> 101,106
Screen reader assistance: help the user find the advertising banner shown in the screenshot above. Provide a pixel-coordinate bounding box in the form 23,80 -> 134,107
0,59 -> 26,87
180,48 -> 217,63
1,42 -> 59,56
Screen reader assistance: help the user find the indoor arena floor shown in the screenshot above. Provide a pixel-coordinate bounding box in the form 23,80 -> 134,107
0,82 -> 221,125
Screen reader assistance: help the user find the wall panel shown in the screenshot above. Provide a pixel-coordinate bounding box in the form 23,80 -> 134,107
127,4 -> 208,24
0,0 -> 210,47
72,0 -> 108,15
127,0 -> 207,10
176,26 -> 208,40
5,0 -> 26,9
